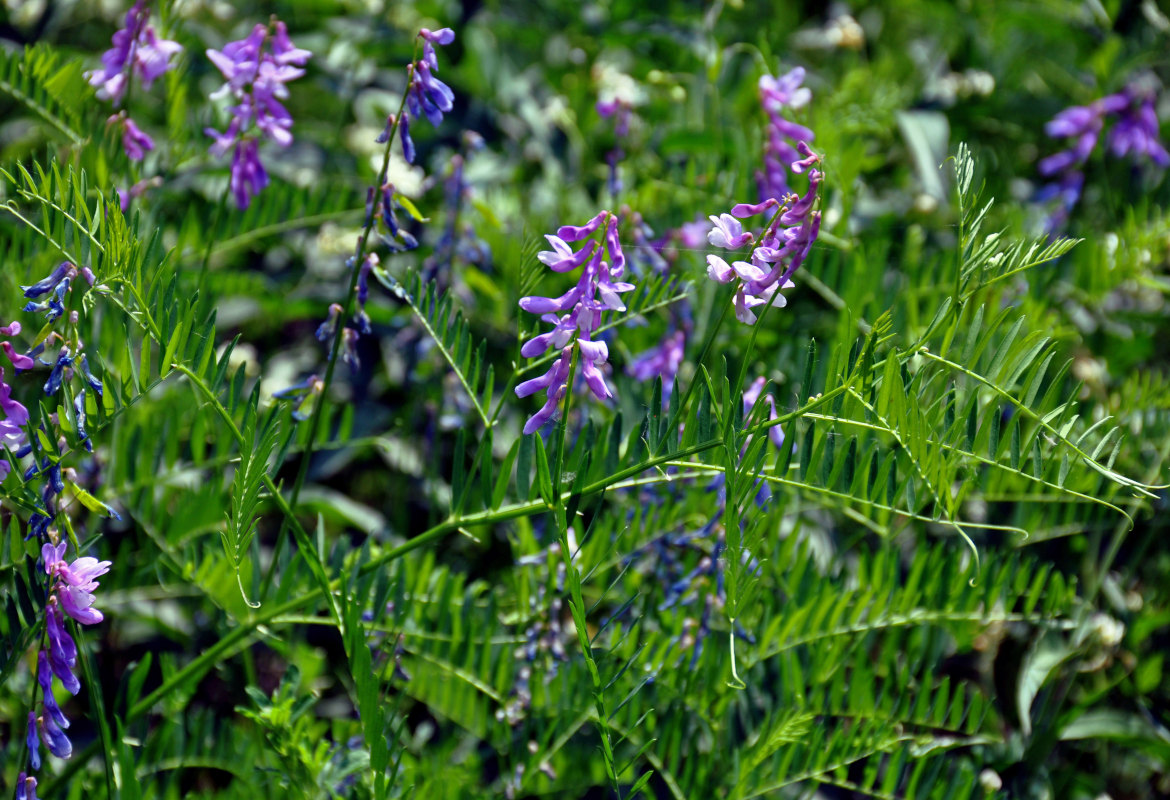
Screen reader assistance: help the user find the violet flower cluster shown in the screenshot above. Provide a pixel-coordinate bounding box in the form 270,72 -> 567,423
15,263 -> 111,545
4,263 -> 115,785
1037,82 -> 1169,231
26,542 -> 112,770
706,143 -> 823,324
515,211 -> 634,434
86,0 -> 181,162
756,67 -> 814,202
396,28 -> 456,163
205,20 -> 312,208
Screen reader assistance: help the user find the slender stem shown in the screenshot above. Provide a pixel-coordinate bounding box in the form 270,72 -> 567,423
262,43 -> 418,599
173,364 -> 343,628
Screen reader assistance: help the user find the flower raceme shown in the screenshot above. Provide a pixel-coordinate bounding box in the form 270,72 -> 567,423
86,1 -> 181,161
516,211 -> 634,434
205,20 -> 311,208
396,28 -> 457,164
87,0 -> 181,105
706,143 -> 823,324
757,67 -> 814,202
24,542 -> 112,769
1036,81 -> 1168,231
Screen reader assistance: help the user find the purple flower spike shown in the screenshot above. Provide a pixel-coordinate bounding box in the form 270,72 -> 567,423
1036,80 -> 1169,231
205,19 -> 310,208
516,211 -> 633,432
86,1 -> 182,105
755,67 -> 815,202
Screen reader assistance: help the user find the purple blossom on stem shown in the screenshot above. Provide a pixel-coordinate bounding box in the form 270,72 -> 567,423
1036,81 -> 1168,230
205,21 -> 310,208
756,67 -> 814,202
273,374 -> 323,421
43,541 -> 111,625
26,713 -> 40,770
107,112 -> 154,161
516,211 -> 634,434
1,367 -> 30,481
86,1 -> 182,106
706,145 -> 822,324
399,28 -> 456,162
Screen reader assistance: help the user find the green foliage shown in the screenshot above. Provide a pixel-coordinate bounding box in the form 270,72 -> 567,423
1,2 -> 1169,799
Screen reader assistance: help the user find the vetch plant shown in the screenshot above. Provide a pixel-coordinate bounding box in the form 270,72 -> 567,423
516,210 -> 633,434
1,5 -> 1169,799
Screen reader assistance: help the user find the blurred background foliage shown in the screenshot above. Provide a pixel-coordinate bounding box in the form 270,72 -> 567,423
1,0 -> 1169,798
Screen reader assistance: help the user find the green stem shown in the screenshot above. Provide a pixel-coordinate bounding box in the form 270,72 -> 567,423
173,364 -> 343,628
262,45 -> 417,599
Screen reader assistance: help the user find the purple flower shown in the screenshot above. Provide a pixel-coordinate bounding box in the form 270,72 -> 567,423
86,1 -> 182,105
205,20 -> 310,208
706,147 -> 822,325
516,349 -> 572,435
707,214 -> 754,249
3,341 -> 33,371
538,236 -> 597,272
1036,81 -> 1168,231
743,377 -> 786,450
109,113 -> 154,160
1107,92 -> 1170,167
516,211 -> 634,433
21,262 -> 75,299
44,541 -> 111,625
26,712 -> 41,770
40,711 -> 72,759
45,606 -> 80,694
227,138 -> 269,209
16,773 -> 39,800
557,211 -> 608,242
756,67 -> 815,201
1,367 -> 30,468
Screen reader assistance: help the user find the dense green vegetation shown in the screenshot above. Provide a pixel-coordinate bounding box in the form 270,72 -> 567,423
1,1 -> 1168,797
